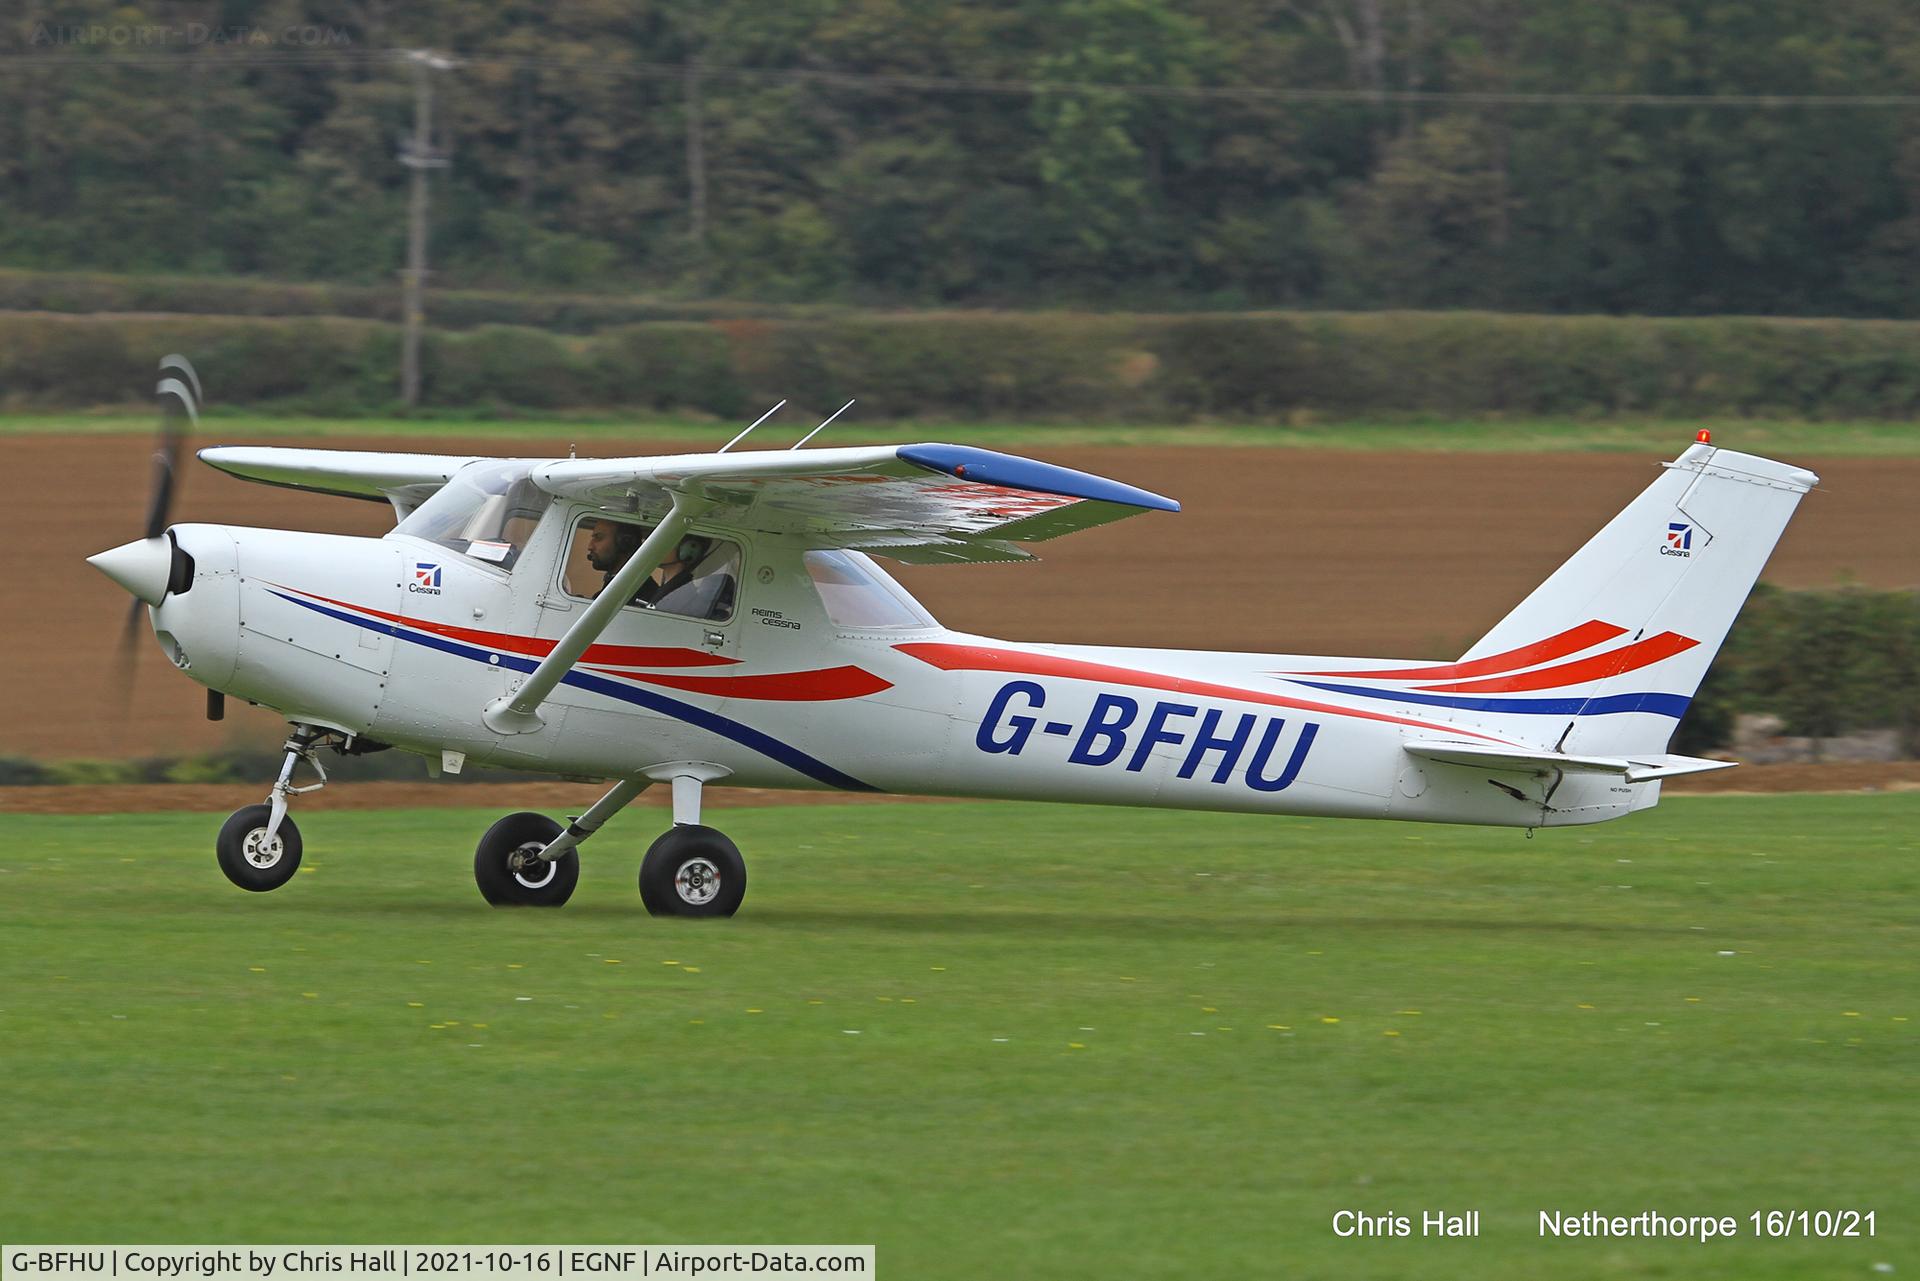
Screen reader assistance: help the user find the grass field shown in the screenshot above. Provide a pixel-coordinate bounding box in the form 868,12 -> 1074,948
6,411 -> 1920,455
2,795 -> 1913,1277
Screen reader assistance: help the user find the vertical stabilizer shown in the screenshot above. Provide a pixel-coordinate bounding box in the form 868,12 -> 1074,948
1452,443 -> 1818,754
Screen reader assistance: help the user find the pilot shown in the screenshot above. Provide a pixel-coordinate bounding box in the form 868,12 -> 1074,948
635,535 -> 710,607
584,518 -> 643,582
583,519 -> 709,610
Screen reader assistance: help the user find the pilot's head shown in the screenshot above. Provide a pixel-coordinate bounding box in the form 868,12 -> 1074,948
662,534 -> 711,576
584,519 -> 641,572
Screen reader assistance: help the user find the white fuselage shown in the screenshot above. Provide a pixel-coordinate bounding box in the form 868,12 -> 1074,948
149,516 -> 1652,831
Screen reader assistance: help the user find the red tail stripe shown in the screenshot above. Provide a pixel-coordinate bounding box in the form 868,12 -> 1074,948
269,583 -> 737,668
1415,631 -> 1698,693
1287,620 -> 1628,681
895,642 -> 1515,744
585,665 -> 893,701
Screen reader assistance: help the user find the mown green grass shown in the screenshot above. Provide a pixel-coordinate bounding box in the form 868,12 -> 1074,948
5,411 -> 1919,455
1,796 -> 1914,1279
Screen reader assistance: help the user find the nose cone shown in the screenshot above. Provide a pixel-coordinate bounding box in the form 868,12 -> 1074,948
87,536 -> 173,606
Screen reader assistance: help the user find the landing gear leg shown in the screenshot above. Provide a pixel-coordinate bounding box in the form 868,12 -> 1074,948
472,777 -> 649,907
637,764 -> 745,918
216,724 -> 329,892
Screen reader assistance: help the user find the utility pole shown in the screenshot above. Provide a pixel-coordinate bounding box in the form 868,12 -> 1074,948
399,50 -> 455,409
684,56 -> 709,289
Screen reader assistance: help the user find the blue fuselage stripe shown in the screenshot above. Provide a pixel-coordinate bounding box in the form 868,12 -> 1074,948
267,590 -> 879,791
1291,680 -> 1692,720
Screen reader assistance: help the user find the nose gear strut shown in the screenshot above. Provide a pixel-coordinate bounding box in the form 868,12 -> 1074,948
262,725 -> 334,847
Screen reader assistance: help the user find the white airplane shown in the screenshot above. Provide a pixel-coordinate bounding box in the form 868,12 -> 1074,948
89,379 -> 1817,917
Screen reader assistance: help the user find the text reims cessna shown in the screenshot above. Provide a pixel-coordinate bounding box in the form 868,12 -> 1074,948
90,402 -> 1816,917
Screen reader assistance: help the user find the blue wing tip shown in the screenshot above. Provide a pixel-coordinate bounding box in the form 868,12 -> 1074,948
897,443 -> 1180,512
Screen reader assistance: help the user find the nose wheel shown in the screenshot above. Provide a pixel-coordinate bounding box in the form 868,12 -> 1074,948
216,803 -> 304,891
215,724 -> 330,892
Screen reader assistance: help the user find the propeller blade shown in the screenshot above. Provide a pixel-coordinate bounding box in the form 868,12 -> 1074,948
140,444 -> 178,542
145,371 -> 198,540
112,593 -> 145,718
119,357 -> 203,708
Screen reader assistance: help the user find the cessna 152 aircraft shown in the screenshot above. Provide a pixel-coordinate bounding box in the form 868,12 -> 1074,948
89,367 -> 1817,917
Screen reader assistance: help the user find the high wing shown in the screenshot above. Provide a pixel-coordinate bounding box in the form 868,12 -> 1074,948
198,447 -> 487,520
197,441 -> 1179,559
530,442 -> 1180,562
483,443 -> 1177,734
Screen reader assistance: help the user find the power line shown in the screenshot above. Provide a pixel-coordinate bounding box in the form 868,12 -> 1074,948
6,46 -> 1920,110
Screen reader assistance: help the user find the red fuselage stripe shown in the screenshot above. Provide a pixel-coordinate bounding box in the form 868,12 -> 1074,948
895,642 -> 1516,744
266,582 -> 738,667
1286,620 -> 1629,681
1414,631 -> 1699,693
582,665 -> 893,700
267,581 -> 885,701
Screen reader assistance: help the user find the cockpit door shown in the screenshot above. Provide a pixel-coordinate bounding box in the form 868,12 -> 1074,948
532,508 -> 745,683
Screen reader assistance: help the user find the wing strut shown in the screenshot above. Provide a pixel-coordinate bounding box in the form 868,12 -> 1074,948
483,490 -> 712,735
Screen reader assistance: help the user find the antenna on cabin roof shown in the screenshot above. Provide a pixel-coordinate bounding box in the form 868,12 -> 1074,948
718,400 -> 786,453
793,399 -> 856,450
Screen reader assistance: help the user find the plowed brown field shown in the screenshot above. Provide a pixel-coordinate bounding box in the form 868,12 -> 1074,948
16,432 -> 1917,761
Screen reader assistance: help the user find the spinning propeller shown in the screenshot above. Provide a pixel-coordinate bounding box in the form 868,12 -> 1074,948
94,355 -> 202,704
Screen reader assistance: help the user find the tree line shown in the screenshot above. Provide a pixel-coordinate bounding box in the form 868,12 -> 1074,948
5,0 -> 1920,315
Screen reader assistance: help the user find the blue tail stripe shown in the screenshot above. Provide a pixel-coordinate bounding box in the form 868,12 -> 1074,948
267,590 -> 879,792
1292,680 -> 1692,720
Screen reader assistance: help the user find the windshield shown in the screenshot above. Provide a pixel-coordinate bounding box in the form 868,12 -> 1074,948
395,462 -> 552,570
805,550 -> 938,629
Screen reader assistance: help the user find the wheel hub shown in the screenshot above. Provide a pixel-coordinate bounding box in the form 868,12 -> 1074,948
508,842 -> 557,890
674,856 -> 721,905
241,828 -> 284,869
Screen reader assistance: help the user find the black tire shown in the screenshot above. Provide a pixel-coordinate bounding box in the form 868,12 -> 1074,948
216,804 -> 304,892
473,811 -> 578,907
639,825 -> 746,918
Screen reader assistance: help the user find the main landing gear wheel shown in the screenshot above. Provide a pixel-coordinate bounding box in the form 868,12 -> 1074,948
474,811 -> 579,907
216,803 -> 304,892
639,825 -> 746,918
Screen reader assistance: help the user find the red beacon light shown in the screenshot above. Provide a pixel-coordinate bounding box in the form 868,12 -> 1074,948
1695,428 -> 1713,445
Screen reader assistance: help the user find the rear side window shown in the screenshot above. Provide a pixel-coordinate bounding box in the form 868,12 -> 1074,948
805,550 -> 937,629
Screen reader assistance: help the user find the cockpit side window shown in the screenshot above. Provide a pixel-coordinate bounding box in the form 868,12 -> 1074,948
562,515 -> 741,623
395,462 -> 551,570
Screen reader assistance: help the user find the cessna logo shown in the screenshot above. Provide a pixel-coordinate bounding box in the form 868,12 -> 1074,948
409,562 -> 444,594
1662,523 -> 1693,557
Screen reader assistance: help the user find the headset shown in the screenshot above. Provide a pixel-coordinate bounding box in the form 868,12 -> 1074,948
674,534 -> 711,567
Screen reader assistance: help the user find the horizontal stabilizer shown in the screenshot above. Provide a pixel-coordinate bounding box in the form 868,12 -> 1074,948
1403,739 -> 1738,782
